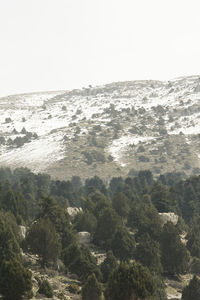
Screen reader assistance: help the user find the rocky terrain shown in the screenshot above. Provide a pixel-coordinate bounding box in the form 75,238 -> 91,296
1,76 -> 200,180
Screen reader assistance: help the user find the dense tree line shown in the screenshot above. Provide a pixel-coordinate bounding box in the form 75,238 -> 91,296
2,167 -> 200,298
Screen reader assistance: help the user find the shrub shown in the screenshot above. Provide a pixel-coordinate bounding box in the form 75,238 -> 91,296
82,150 -> 106,165
137,145 -> 145,152
5,117 -> 12,123
68,283 -> 79,294
21,127 -> 27,134
38,279 -> 53,298
0,136 -> 5,145
138,155 -> 150,162
190,257 -> 200,274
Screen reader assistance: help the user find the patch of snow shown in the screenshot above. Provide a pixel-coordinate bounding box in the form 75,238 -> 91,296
109,135 -> 154,165
0,76 -> 200,175
0,132 -> 65,173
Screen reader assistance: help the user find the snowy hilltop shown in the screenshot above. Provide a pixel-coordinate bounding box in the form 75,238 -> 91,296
1,76 -> 200,180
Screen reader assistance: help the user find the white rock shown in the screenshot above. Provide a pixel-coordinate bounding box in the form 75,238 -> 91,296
19,225 -> 26,239
67,207 -> 82,218
159,212 -> 179,226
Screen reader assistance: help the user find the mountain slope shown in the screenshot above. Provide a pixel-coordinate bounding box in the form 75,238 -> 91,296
1,76 -> 200,180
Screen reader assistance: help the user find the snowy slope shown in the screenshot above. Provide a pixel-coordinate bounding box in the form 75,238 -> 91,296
0,76 -> 200,180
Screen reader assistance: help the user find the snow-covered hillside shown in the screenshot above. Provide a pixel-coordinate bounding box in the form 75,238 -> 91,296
1,76 -> 200,180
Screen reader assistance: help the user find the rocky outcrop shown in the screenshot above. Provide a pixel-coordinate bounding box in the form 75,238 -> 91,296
19,225 -> 26,239
67,207 -> 82,219
159,212 -> 179,227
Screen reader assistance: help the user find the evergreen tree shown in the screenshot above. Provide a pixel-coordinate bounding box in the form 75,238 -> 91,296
151,182 -> 172,212
82,273 -> 102,300
93,195 -> 111,218
70,257 -> 102,281
62,242 -> 82,267
0,259 -> 32,300
112,192 -> 130,220
105,262 -> 156,300
187,216 -> 200,258
63,243 -> 101,281
128,202 -> 162,241
85,176 -> 107,196
182,275 -> 200,300
38,196 -> 70,234
111,226 -> 135,261
83,198 -> 95,213
190,257 -> 200,275
71,175 -> 82,192
109,177 -> 124,197
160,222 -> 189,275
100,250 -> 118,282
88,190 -> 108,204
91,197 -> 112,219
0,211 -> 19,240
94,207 -> 121,249
1,188 -> 17,216
26,218 -> 61,267
61,226 -> 77,249
136,233 -> 163,274
187,233 -> 200,258
0,218 -> 20,264
14,188 -> 28,221
74,210 -> 97,234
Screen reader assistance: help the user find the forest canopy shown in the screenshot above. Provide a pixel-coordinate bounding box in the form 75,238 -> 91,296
1,167 -> 200,299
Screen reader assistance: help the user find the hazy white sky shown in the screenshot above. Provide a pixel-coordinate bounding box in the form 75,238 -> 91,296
0,0 -> 200,97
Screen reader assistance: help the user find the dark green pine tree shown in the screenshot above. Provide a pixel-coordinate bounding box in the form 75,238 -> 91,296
62,242 -> 82,267
26,217 -> 61,267
0,259 -> 32,300
94,207 -> 121,249
181,183 -> 197,222
82,273 -> 102,300
187,233 -> 200,258
85,176 -> 107,196
128,201 -> 162,241
151,182 -> 172,212
63,243 -> 101,281
74,210 -> 97,234
136,233 -> 163,274
112,192 -> 130,220
105,262 -> 156,300
160,222 -> 189,275
93,195 -> 111,218
1,188 -> 17,215
100,250 -> 118,282
187,216 -> 200,258
38,196 -> 70,234
182,275 -> 200,300
111,226 -> 135,261
0,218 -> 20,263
